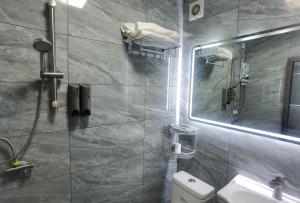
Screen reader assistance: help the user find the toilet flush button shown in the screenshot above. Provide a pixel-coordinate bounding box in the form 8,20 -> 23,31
188,178 -> 196,183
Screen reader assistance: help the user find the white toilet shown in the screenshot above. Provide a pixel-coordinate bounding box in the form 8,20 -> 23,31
171,171 -> 215,203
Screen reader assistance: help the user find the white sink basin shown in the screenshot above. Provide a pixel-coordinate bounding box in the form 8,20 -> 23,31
217,175 -> 300,203
232,191 -> 278,203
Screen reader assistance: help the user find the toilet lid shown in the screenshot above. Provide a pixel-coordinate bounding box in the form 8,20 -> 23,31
173,171 -> 215,200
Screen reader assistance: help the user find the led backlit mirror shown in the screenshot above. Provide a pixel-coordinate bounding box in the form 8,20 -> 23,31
189,25 -> 300,141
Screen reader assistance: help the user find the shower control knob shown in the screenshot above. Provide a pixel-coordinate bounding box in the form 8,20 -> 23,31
52,100 -> 59,108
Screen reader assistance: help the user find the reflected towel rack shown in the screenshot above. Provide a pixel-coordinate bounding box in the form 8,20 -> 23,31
125,39 -> 180,59
204,55 -> 227,67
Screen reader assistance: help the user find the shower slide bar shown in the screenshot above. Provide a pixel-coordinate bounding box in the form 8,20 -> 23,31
47,0 -> 64,110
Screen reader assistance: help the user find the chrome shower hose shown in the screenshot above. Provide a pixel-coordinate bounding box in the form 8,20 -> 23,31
0,79 -> 45,166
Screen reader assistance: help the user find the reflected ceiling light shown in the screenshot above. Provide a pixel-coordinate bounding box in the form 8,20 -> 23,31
201,42 -> 223,49
176,25 -> 184,125
189,113 -> 300,143
240,36 -> 258,41
68,0 -> 87,8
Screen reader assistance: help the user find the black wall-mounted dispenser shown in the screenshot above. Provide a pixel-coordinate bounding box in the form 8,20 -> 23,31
80,84 -> 91,116
68,84 -> 80,116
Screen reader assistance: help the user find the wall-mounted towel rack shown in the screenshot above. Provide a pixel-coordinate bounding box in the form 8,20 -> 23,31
126,39 -> 180,59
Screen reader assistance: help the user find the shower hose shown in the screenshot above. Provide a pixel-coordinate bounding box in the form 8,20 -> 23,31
0,79 -> 45,166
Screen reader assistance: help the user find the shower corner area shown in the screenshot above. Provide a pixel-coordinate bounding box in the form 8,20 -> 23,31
0,0 -> 184,203
2,0 -> 300,203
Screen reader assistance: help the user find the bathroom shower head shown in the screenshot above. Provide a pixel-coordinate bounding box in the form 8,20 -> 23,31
33,38 -> 52,52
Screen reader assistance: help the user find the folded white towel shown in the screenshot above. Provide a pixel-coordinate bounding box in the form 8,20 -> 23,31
202,47 -> 233,61
121,22 -> 179,49
135,22 -> 179,40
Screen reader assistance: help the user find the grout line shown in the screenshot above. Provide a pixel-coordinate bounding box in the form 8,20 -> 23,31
66,0 -> 73,202
225,132 -> 232,184
88,84 -> 144,87
69,115 -> 173,131
148,13 -> 181,27
69,120 -> 145,132
0,80 -> 69,84
0,129 -> 70,139
71,183 -> 141,195
111,0 -> 147,14
0,127 -> 70,138
67,34 -> 123,46
0,81 -> 176,88
142,4 -> 150,198
0,20 -> 67,36
237,0 -> 241,35
70,153 -> 142,175
0,172 -> 71,195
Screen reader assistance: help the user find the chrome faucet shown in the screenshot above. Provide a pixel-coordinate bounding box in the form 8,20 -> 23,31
269,176 -> 285,200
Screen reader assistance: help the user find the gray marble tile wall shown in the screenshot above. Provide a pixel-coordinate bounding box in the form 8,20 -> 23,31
0,0 -> 183,203
179,0 -> 300,200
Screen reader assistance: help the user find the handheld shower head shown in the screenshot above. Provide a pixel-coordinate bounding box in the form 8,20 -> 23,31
33,38 -> 52,75
33,38 -> 52,53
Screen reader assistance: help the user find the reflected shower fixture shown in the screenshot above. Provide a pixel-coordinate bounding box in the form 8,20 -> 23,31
34,0 -> 64,110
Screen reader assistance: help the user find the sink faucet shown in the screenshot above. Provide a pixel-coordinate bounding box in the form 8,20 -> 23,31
269,176 -> 285,200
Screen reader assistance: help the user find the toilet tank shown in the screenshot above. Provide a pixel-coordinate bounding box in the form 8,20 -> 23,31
171,171 -> 215,203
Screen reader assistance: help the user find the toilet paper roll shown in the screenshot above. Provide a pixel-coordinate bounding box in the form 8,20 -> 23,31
174,143 -> 181,154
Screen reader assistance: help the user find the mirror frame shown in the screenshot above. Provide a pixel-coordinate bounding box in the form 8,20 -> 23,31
188,23 -> 300,144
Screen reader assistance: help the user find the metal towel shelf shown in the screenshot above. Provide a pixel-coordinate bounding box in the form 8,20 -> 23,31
126,39 -> 180,59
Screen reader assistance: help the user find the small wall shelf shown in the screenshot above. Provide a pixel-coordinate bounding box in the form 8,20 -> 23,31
163,124 -> 197,159
164,140 -> 196,159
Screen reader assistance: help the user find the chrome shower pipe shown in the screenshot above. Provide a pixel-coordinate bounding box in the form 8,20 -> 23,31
48,0 -> 62,110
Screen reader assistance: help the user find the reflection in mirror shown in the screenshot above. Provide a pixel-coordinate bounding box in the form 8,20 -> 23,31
283,59 -> 300,136
190,28 -> 300,137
